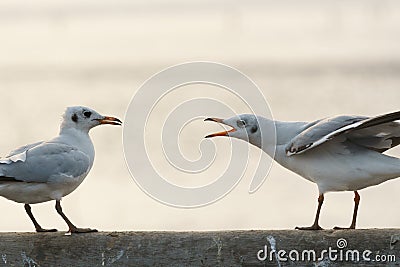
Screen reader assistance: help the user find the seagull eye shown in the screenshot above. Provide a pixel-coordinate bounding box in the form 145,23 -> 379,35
83,111 -> 92,118
237,120 -> 246,128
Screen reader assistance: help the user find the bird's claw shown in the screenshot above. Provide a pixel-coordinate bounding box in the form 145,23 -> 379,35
69,228 -> 98,234
333,226 -> 355,230
36,228 -> 58,233
295,225 -> 324,231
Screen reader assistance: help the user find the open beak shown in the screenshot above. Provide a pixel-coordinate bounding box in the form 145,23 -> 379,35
204,118 -> 236,138
97,116 -> 123,126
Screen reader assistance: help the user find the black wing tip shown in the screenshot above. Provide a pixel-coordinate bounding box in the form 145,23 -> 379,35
0,176 -> 23,182
356,110 -> 400,131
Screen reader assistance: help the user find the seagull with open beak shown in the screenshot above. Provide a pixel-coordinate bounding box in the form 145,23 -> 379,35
205,111 -> 400,230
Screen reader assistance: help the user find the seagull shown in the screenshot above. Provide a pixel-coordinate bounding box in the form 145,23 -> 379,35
0,106 -> 122,233
205,111 -> 400,230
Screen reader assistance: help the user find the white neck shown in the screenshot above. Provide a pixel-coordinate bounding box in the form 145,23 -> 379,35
53,127 -> 95,163
249,118 -> 308,160
247,117 -> 276,158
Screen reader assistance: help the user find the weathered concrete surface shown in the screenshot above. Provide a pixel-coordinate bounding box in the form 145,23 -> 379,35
0,230 -> 399,266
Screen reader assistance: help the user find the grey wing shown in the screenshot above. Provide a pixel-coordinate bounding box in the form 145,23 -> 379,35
286,115 -> 367,155
347,121 -> 400,153
286,111 -> 400,156
0,141 -> 44,163
0,142 -> 91,183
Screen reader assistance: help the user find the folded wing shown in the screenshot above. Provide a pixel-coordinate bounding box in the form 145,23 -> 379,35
0,142 -> 90,183
0,141 -> 44,164
286,111 -> 400,156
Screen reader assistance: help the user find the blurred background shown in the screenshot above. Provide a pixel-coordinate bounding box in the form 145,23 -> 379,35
0,0 -> 399,232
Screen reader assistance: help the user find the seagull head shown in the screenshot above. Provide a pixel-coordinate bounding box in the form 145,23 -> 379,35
204,114 -> 261,145
61,106 -> 122,132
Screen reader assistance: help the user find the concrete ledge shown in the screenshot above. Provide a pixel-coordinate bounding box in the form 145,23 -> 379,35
0,230 -> 399,266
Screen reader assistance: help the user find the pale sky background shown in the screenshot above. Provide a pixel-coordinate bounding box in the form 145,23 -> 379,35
0,0 -> 399,232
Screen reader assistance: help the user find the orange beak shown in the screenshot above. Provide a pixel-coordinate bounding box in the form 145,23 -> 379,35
204,118 -> 236,138
97,116 -> 122,126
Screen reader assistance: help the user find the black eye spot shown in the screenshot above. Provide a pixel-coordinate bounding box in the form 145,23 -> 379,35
251,125 -> 258,133
83,111 -> 92,118
237,120 -> 246,128
71,114 -> 78,123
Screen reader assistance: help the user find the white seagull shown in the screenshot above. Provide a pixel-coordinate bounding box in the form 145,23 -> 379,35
0,106 -> 121,233
205,111 -> 400,230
